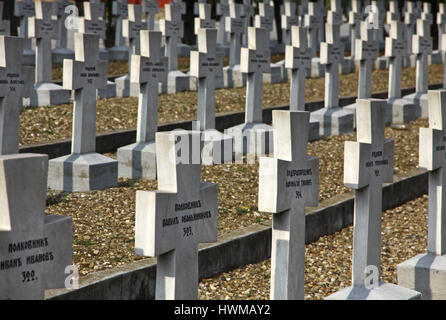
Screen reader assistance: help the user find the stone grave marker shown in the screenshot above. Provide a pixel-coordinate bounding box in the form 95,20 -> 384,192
48,33 -> 118,192
326,0 -> 343,27
259,110 -> 318,300
52,0 -> 75,65
109,0 -> 129,61
310,23 -> 354,136
404,0 -> 418,67
281,1 -> 299,46
160,3 -> 189,93
0,36 -> 33,156
241,0 -> 255,47
135,131 -> 218,300
0,153 -> 73,299
28,0 -> 70,107
193,0 -> 206,16
78,0 -> 108,61
216,0 -> 230,46
285,25 -> 319,140
227,27 -> 273,157
223,1 -> 246,88
190,28 -> 232,165
386,0 -> 400,27
118,30 -> 167,180
14,0 -> 35,64
194,3 -> 215,36
326,98 -> 421,300
398,90 -> 446,300
344,21 -> 379,128
437,4 -> 446,54
385,20 -> 417,125
142,0 -> 159,31
0,2 -> 11,35
347,0 -> 362,67
403,19 -> 432,117
303,2 -> 324,78
370,0 -> 388,70
116,4 -> 145,98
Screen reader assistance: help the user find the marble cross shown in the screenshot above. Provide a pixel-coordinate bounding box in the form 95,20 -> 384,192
281,1 -> 299,45
240,27 -> 271,123
355,21 -> 379,99
54,0 -> 71,50
385,21 -> 406,100
135,131 -> 218,300
303,2 -> 322,58
320,23 -> 344,109
0,153 -> 72,299
285,26 -> 310,111
225,2 -> 244,66
254,1 -> 274,40
344,98 -> 394,288
160,3 -> 184,71
404,1 -> 418,56
438,4 -> 446,53
122,4 -> 145,74
259,110 -> 318,300
0,36 -> 33,155
142,0 -> 159,31
79,1 -> 106,40
191,28 -> 223,131
216,0 -> 230,45
419,90 -> 446,256
412,19 -> 433,95
194,3 -> 215,35
14,0 -> 34,50
112,0 -> 128,47
63,33 -> 107,155
0,2 -> 11,35
348,0 -> 362,60
241,0 -> 255,46
326,0 -> 343,26
28,0 -> 58,84
386,0 -> 400,24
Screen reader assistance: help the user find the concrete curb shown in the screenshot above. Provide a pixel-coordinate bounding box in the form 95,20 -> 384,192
45,169 -> 428,300
20,84 -> 443,160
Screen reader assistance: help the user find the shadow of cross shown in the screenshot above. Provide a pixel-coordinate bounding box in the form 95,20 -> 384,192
419,90 -> 446,256
194,3 -> 215,35
142,0 -> 159,31
160,3 -> 183,71
135,131 -> 218,300
79,1 -> 106,40
191,28 -> 223,131
0,153 -> 72,299
28,0 -> 58,84
0,2 -> 10,35
0,36 -> 33,156
344,99 -> 394,288
63,33 -> 107,155
259,110 -> 319,300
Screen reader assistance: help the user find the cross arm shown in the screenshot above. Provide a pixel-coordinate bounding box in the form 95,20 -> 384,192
131,55 -> 168,85
419,128 -> 445,171
285,45 -> 311,69
385,37 -> 406,58
28,17 -> 57,40
240,48 -> 271,74
344,141 -> 371,189
320,42 -> 344,65
412,35 -> 433,54
355,39 -> 379,61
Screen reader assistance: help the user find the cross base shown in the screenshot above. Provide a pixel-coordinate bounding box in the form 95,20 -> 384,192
216,43 -> 230,57
309,57 -> 325,78
263,63 -> 283,84
22,48 -> 35,66
325,282 -> 421,300
177,42 -> 192,58
159,70 -> 190,94
223,65 -> 247,88
48,152 -> 118,192
117,141 -> 157,180
430,50 -> 443,65
99,48 -> 109,61
52,48 -> 75,66
29,82 -> 71,107
402,92 -> 428,117
403,54 -> 418,68
397,253 -> 446,300
200,129 -> 233,166
97,81 -> 117,99
115,74 -> 139,98
386,98 -> 419,125
226,122 -> 273,156
374,56 -> 390,70
108,45 -> 129,61
310,107 -> 354,137
274,60 -> 288,81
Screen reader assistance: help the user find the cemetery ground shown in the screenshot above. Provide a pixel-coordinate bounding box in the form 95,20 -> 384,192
30,61 -> 441,299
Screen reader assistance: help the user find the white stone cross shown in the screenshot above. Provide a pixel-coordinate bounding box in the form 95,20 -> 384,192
191,28 -> 223,131
226,2 -> 244,66
421,2 -> 433,25
241,0 -> 255,46
241,27 -> 271,123
63,33 -> 107,155
79,1 -> 106,40
303,2 -> 322,58
28,0 -> 58,84
259,110 -> 318,300
413,19 -> 433,95
386,0 -> 400,24
348,0 -> 362,60
404,1 -> 418,56
355,21 -> 379,99
142,0 -> 159,31
285,26 -> 310,111
419,90 -> 446,255
193,0 -> 206,16
123,4 -> 145,74
0,2 -> 10,35
194,3 -> 215,35
14,0 -> 34,50
112,0 -> 129,47
386,21 -> 406,100
320,23 -> 344,109
0,153 -> 73,299
172,0 -> 186,15
326,0 -> 343,26
160,3 -> 184,71
438,4 -> 446,51
135,131 -> 218,300
216,0 -> 230,45
53,0 -> 71,51
131,30 -> 167,144
344,98 -> 394,288
281,1 -> 299,45
254,1 -> 274,40
0,36 -> 33,155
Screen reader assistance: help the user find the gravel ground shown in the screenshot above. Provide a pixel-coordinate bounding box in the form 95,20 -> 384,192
198,195 -> 429,300
46,117 -> 427,277
20,62 -> 444,146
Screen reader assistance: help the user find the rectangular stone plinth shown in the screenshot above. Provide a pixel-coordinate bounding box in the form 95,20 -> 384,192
403,92 -> 429,118
117,141 -> 157,180
325,282 -> 421,300
310,107 -> 354,137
